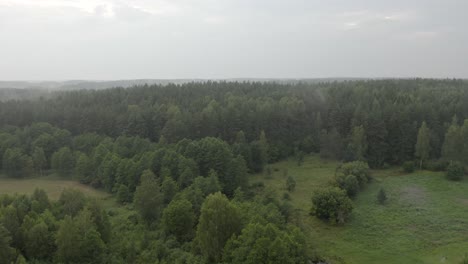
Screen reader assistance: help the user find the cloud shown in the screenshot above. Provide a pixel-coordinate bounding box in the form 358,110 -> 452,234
337,10 -> 414,30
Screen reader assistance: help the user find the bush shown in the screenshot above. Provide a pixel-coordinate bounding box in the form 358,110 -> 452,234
424,160 -> 449,172
446,162 -> 464,181
311,187 -> 353,224
377,188 -> 387,205
338,161 -> 371,187
335,173 -> 359,197
286,176 -> 296,192
402,161 -> 415,173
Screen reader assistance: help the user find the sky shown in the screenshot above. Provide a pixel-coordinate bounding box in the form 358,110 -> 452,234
0,0 -> 467,80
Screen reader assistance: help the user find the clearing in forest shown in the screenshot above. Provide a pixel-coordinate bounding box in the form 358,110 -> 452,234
251,155 -> 468,264
0,175 -> 109,200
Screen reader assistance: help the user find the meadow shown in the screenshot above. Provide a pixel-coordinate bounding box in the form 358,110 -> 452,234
252,155 -> 468,264
0,174 -> 109,200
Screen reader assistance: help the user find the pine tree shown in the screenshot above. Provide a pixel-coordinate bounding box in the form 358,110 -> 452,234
377,188 -> 387,205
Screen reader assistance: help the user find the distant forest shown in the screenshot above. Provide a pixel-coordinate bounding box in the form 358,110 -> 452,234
1,79 -> 467,168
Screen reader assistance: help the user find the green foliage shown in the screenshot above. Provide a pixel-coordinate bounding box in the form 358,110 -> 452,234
446,162 -> 464,181
161,176 -> 179,205
2,148 -> 33,178
346,125 -> 368,162
162,199 -> 195,242
415,121 -> 431,169
1,206 -> 21,248
31,188 -> 50,214
366,100 -> 388,168
116,184 -> 132,204
51,147 -> 75,176
0,224 -> 15,264
223,223 -> 307,264
460,254 -> 468,264
338,161 -> 371,187
311,187 -> 353,224
59,188 -> 86,217
87,199 -> 111,243
32,147 -> 47,174
55,210 -> 105,264
402,161 -> 415,173
259,130 -> 269,167
192,170 -> 221,197
75,153 -> 94,182
424,160 -> 449,172
442,118 -> 463,162
2,80 -> 468,263
134,170 -> 163,223
320,128 -> 343,160
286,176 -> 296,192
335,173 -> 359,197
196,192 -> 242,263
24,221 -> 55,260
296,150 -> 305,166
377,188 -> 387,205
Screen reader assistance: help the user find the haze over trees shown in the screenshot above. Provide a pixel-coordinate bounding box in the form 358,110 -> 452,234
0,79 -> 467,263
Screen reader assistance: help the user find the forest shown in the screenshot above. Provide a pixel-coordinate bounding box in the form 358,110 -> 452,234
0,79 -> 468,263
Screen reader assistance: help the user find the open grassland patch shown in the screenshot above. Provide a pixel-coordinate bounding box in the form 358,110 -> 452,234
251,155 -> 468,264
0,175 -> 110,200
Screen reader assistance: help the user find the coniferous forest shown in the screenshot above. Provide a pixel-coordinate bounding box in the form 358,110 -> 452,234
1,79 -> 468,263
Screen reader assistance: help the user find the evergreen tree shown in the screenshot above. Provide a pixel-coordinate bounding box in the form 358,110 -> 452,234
377,188 -> 387,205
286,176 -> 296,192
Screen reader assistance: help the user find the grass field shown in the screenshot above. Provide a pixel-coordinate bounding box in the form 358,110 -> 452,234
252,155 -> 468,264
0,175 -> 110,200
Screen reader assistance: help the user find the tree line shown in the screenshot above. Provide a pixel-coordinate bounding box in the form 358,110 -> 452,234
1,79 -> 467,168
1,79 -> 468,263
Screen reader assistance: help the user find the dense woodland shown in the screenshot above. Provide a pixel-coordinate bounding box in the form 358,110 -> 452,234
0,79 -> 468,263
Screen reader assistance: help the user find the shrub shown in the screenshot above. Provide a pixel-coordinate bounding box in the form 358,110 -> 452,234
286,176 -> 296,192
402,161 -> 415,173
377,188 -> 387,205
446,162 -> 464,181
311,187 -> 353,224
335,173 -> 359,197
338,161 -> 371,187
424,160 -> 449,172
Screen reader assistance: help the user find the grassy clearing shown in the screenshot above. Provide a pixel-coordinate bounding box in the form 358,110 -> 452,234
251,155 -> 468,264
0,174 -> 110,200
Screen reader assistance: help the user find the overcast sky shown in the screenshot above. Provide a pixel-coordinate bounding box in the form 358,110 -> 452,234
0,0 -> 467,80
